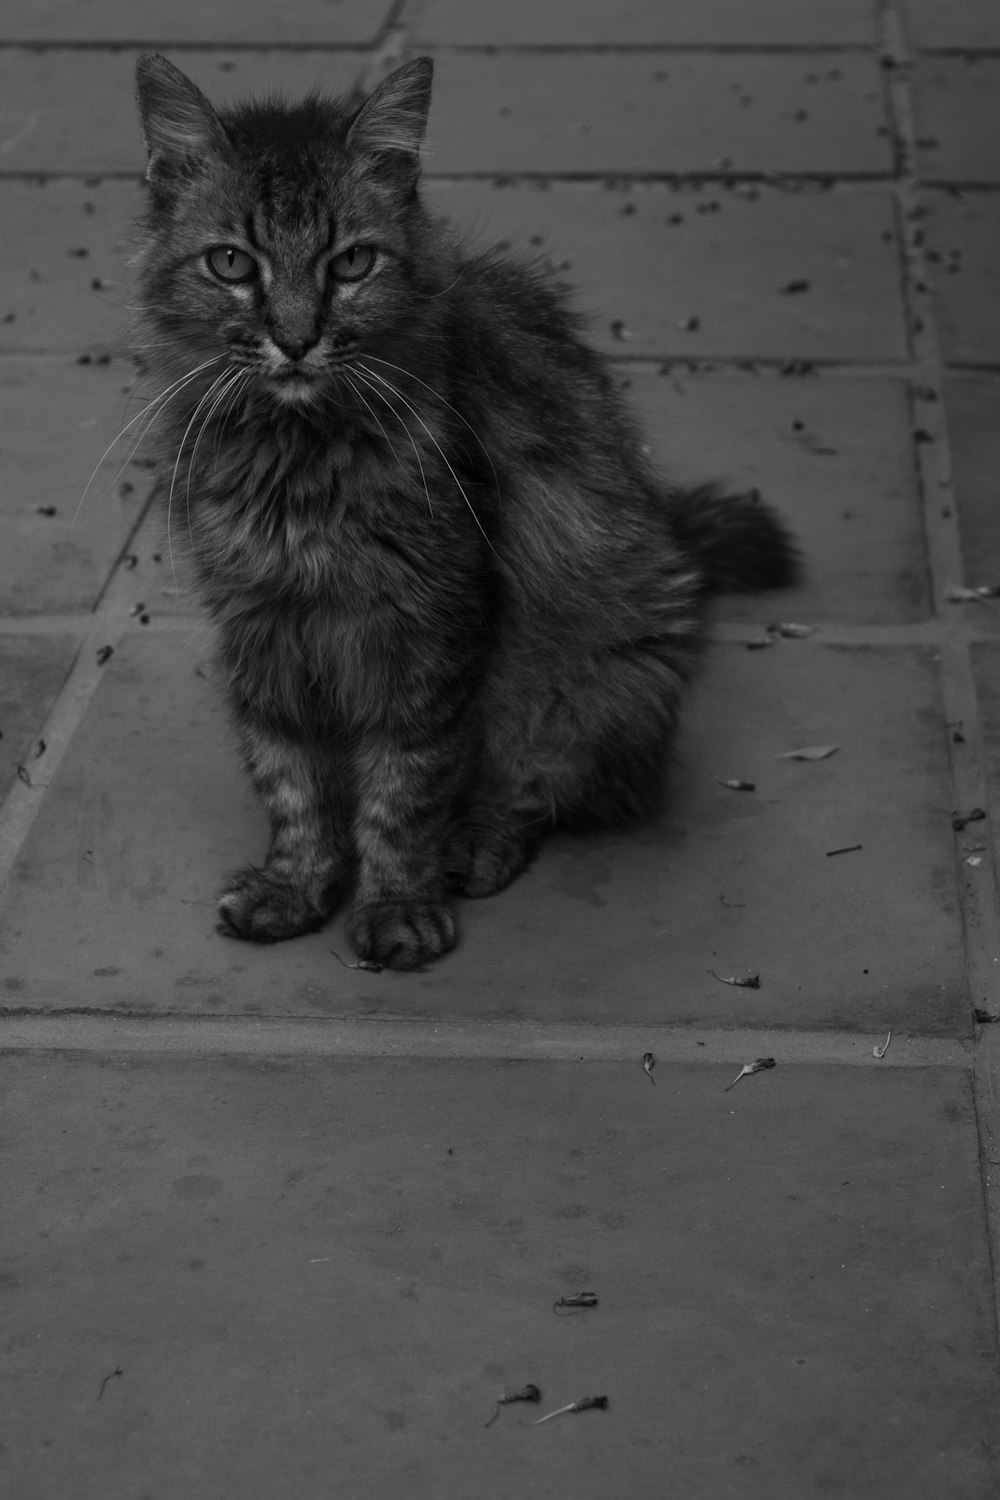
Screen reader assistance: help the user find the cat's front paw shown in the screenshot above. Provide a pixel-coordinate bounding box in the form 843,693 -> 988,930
217,865 -> 335,942
348,899 -> 456,970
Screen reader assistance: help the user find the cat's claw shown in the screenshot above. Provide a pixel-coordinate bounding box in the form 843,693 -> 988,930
217,865 -> 334,942
348,898 -> 456,970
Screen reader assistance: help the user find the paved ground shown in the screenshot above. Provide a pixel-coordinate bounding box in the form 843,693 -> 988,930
2,2 -> 1000,1495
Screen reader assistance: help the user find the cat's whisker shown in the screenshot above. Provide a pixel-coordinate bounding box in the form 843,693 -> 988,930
75,355 -> 226,525
165,369 -> 236,585
344,369 -> 434,520
184,369 -> 251,552
353,365 -> 496,554
359,354 -> 501,507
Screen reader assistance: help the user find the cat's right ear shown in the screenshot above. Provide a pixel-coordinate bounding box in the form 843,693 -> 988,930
347,57 -> 433,179
135,53 -> 229,186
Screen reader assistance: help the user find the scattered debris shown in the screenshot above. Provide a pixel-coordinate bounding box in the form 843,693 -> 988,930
719,895 -> 747,908
708,970 -> 760,989
35,505 -> 58,517
330,949 -> 384,974
553,1292 -> 599,1315
724,1057 -> 775,1092
98,1366 -> 123,1401
775,744 -> 838,761
642,1052 -> 656,1085
944,582 -> 1000,603
873,1031 -> 892,1059
679,316 -> 701,331
826,843 -> 862,857
768,621 -> 815,639
716,778 -> 755,791
16,765 -> 32,787
534,1395 -> 608,1426
745,635 -> 775,650
609,319 -> 634,340
975,1008 -> 1000,1025
485,1383 -> 541,1427
33,739 -> 46,758
778,279 -> 810,295
96,645 -> 114,665
952,808 -> 986,832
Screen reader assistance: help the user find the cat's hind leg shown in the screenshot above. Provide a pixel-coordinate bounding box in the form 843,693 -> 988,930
217,731 -> 353,942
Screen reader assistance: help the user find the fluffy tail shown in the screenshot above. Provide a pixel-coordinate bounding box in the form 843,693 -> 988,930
665,483 -> 800,594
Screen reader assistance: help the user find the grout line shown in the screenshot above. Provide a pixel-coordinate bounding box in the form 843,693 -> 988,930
0,1012 -> 972,1068
880,0 -> 1000,1349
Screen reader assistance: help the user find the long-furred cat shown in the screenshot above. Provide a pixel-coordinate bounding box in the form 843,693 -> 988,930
131,53 -> 798,970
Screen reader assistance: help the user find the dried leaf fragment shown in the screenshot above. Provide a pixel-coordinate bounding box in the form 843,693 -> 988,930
975,1007 -> 1000,1025
716,777 -> 755,791
642,1051 -> 656,1085
485,1383 -> 541,1427
708,970 -> 760,988
724,1057 -> 775,1092
553,1292 -> 599,1314
943,582 -> 1000,603
330,949 -> 384,974
775,744 -> 838,761
534,1395 -> 608,1425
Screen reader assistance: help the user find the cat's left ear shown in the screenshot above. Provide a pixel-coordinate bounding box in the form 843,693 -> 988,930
347,57 -> 433,178
136,53 -> 230,186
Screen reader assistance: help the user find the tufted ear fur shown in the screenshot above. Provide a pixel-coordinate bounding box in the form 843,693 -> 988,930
346,57 -> 433,173
135,52 -> 230,184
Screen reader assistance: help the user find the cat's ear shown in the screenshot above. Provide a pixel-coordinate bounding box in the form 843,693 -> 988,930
347,57 -> 433,177
135,53 -> 229,185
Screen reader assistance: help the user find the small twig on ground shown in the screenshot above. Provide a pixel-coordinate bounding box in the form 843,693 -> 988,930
642,1052 -> 655,1085
534,1395 -> 608,1426
485,1384 -> 541,1427
98,1366 -> 123,1401
873,1031 -> 892,1059
724,1057 -> 776,1092
553,1292 -> 599,1315
826,844 -> 863,857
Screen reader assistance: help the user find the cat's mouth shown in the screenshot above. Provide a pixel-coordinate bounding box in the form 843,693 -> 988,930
264,367 -> 323,406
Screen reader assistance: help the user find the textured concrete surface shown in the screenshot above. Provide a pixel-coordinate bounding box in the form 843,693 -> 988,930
2,3 -> 1000,1497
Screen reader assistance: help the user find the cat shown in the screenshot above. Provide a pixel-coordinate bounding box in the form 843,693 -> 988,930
131,52 -> 798,970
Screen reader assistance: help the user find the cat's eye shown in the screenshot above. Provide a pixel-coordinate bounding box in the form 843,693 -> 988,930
206,246 -> 257,283
329,245 -> 376,282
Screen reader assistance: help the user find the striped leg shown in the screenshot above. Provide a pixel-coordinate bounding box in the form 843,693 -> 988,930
347,731 -> 467,969
217,730 -> 353,942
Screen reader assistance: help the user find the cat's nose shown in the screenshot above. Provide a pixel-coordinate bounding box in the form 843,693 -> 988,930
272,333 -> 318,362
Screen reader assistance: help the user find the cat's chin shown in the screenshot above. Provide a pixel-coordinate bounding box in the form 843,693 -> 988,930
265,374 -> 323,410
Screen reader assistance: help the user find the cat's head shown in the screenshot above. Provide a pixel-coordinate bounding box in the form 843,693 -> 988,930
133,54 -> 437,410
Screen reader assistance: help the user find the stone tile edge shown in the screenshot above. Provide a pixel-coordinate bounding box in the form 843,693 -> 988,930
0,1013 -> 972,1068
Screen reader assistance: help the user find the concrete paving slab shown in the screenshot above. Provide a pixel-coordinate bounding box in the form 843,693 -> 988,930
0,49 -> 365,174
903,0 -> 1000,50
0,629 -> 965,1034
0,0 -> 395,44
943,376 -> 1000,632
0,357 -> 151,612
406,0 -> 879,46
1,1051 -> 996,1499
922,191 -> 1000,365
0,178 -> 140,357
623,370 -> 930,625
429,180 -> 908,362
422,52 -> 891,177
0,634 -> 79,800
914,57 -> 1000,184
